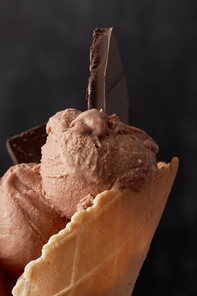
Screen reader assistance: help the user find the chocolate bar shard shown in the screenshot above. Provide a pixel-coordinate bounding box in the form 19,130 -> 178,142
87,27 -> 129,124
6,123 -> 47,164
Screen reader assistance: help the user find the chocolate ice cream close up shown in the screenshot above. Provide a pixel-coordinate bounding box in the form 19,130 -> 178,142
0,163 -> 68,278
41,108 -> 159,219
0,107 -> 158,279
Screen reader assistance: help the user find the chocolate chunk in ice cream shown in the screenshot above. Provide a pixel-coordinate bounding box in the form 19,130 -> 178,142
6,123 -> 47,164
87,27 -> 129,124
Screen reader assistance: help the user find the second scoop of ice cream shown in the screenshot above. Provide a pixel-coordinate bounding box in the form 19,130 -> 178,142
0,163 -> 68,278
41,108 -> 159,219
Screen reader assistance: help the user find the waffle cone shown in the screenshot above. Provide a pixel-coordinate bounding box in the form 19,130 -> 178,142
12,157 -> 178,296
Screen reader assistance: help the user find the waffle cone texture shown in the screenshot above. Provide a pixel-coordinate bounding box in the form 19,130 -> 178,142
12,157 -> 179,296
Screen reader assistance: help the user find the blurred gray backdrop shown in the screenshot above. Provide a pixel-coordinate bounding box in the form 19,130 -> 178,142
0,0 -> 196,295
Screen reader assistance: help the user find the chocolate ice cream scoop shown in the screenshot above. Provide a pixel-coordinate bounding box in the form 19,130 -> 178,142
41,108 -> 159,219
0,163 -> 68,278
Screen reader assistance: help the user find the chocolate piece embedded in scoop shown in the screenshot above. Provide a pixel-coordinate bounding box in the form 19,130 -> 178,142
87,27 -> 129,124
6,123 -> 47,164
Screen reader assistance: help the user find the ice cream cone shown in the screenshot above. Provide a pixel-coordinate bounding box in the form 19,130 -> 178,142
12,157 -> 178,296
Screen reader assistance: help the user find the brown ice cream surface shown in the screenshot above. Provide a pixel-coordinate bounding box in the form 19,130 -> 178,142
0,163 -> 68,279
0,108 -> 159,283
41,108 -> 159,219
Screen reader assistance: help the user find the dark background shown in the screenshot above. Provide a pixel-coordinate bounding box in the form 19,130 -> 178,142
0,0 -> 196,295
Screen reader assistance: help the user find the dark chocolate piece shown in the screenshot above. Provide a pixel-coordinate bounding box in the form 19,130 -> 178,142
87,27 -> 129,124
6,123 -> 47,164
